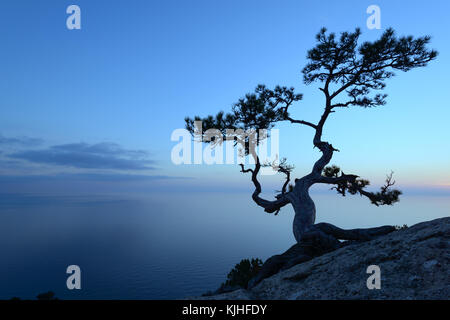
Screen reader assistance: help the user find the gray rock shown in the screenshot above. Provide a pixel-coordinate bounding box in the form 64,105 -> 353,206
195,217 -> 450,300
423,259 -> 439,269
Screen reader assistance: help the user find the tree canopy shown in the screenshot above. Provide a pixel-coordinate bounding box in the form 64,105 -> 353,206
185,27 -> 437,217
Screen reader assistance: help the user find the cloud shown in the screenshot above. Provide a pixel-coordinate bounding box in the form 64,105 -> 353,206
50,142 -> 148,159
0,134 -> 43,146
8,142 -> 156,170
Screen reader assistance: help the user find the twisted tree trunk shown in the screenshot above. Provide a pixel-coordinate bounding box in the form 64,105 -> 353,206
286,177 -> 316,243
240,88 -> 398,289
248,194 -> 396,288
288,175 -> 395,244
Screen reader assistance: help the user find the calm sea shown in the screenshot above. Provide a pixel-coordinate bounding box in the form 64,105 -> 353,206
0,191 -> 448,299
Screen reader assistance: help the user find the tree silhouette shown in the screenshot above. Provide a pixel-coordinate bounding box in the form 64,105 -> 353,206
185,28 -> 437,244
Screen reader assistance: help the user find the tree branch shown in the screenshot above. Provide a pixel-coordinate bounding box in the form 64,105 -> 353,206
317,169 -> 402,206
239,149 -> 292,214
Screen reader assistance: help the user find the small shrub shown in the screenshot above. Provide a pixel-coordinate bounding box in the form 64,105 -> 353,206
36,291 -> 58,300
221,258 -> 263,289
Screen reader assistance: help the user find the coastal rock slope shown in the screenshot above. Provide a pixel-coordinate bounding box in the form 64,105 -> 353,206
199,217 -> 449,300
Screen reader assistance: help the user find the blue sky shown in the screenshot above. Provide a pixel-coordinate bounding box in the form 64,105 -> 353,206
0,0 -> 449,195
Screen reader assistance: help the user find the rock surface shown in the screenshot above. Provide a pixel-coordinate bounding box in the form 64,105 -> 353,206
195,217 -> 450,300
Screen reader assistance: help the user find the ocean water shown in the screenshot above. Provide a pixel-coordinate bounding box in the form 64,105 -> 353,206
0,191 -> 448,300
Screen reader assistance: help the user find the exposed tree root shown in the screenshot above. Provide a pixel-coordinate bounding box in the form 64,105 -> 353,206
248,223 -> 396,289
